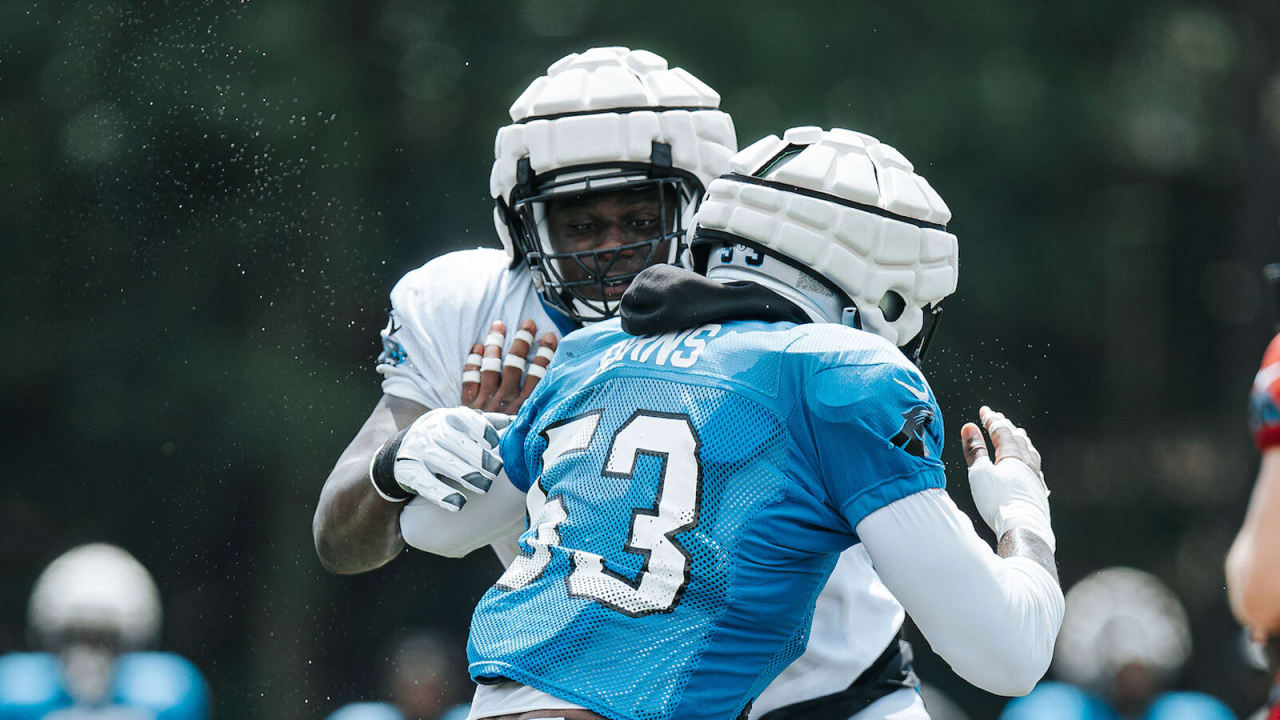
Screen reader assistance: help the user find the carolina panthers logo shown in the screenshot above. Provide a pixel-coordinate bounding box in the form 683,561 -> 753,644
377,315 -> 408,367
891,405 -> 935,458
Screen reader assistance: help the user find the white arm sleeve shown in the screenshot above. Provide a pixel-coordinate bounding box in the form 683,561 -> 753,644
857,488 -> 1064,696
399,472 -> 528,559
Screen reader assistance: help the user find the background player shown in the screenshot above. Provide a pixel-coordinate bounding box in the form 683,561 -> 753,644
1001,567 -> 1235,719
451,127 -> 1064,719
1226,264 -> 1280,718
0,544 -> 209,719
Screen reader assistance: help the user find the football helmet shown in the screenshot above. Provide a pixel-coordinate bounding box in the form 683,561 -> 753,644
28,544 -> 162,702
491,47 -> 736,323
689,126 -> 958,362
29,544 -> 162,651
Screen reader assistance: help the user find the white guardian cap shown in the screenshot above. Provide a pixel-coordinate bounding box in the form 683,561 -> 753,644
689,126 -> 958,362
491,47 -> 736,323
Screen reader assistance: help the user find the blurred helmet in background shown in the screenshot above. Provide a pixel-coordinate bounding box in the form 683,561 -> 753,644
688,126 -> 957,363
491,46 -> 737,323
1052,567 -> 1192,697
28,544 -> 162,703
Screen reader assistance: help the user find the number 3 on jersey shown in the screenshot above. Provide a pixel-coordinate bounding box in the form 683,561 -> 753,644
497,410 -> 702,617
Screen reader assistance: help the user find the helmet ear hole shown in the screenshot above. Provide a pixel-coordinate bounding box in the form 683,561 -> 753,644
878,291 -> 907,322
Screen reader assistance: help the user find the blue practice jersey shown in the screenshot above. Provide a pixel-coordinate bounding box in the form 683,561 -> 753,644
467,318 -> 945,720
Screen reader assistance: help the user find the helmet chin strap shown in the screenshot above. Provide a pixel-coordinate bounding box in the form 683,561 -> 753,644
705,248 -> 847,324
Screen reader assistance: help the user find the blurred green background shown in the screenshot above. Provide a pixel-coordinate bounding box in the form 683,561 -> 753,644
2,0 -> 1279,716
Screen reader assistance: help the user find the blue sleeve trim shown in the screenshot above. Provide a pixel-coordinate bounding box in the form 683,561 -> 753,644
840,466 -> 945,530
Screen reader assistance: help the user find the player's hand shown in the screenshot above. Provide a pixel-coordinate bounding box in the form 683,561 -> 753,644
461,319 -> 558,414
368,407 -> 511,511
961,406 -> 1055,550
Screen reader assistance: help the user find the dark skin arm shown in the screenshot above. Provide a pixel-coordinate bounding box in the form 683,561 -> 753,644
961,407 -> 1059,583
313,319 -> 556,574
313,394 -> 427,574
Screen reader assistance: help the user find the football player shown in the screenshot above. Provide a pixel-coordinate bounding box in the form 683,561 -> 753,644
312,46 -> 735,570
0,544 -> 209,719
447,127 -> 1064,719
318,48 -> 976,719
1226,265 -> 1280,718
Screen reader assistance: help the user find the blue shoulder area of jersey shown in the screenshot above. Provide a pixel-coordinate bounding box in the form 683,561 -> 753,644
1142,691 -> 1237,720
0,652 -> 207,720
503,317 -> 945,520
324,702 -> 406,720
0,653 -> 69,716
113,653 -> 209,720
998,684 -> 1237,720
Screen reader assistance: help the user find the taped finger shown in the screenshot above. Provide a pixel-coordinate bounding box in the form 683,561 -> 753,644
520,336 -> 558,398
478,322 -> 505,397
460,344 -> 484,405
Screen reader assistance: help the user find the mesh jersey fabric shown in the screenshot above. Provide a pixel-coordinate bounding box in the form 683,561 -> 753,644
1252,333 -> 1280,450
468,317 -> 945,720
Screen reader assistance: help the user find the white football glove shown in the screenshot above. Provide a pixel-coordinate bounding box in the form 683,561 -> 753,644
965,408 -> 1055,551
368,407 -> 512,512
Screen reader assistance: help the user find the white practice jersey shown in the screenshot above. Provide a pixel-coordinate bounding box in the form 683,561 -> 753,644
382,247 -> 910,719
377,248 -> 573,410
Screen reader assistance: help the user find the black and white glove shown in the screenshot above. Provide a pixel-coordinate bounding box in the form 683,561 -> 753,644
368,407 -> 511,511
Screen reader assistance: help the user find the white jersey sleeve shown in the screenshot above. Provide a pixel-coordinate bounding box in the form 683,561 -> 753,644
400,472 -> 528,558
376,247 -> 567,410
857,488 -> 1064,696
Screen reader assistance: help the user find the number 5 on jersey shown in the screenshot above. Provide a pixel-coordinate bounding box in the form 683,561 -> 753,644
497,410 -> 702,617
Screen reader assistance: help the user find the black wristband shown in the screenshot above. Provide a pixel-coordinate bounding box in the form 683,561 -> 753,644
369,426 -> 414,502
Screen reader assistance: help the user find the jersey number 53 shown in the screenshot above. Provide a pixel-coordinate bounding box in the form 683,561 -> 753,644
497,410 -> 702,617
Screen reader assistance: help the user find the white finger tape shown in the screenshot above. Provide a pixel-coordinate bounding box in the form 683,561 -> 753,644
513,329 -> 534,345
462,370 -> 481,384
503,354 -> 526,370
484,332 -> 505,347
536,346 -> 555,361
481,357 -> 503,372
526,363 -> 547,379
987,418 -> 1015,433
465,353 -> 483,367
